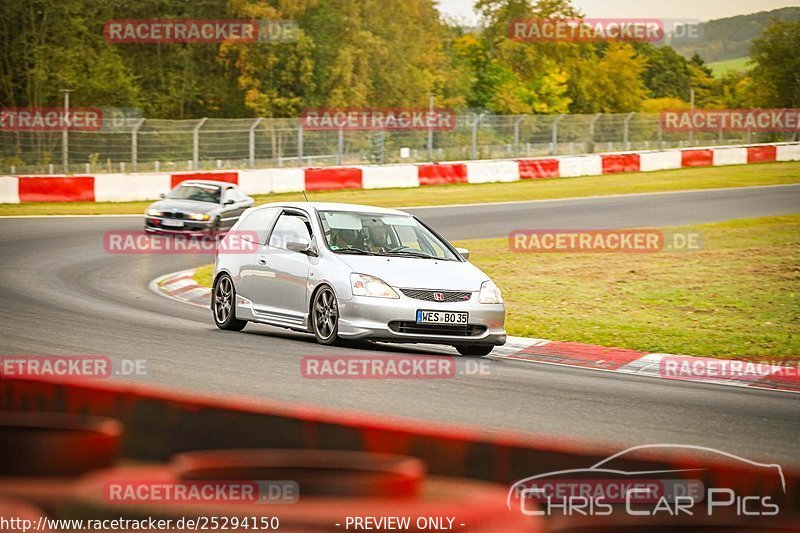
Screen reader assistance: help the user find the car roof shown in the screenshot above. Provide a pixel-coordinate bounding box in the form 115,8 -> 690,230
177,180 -> 236,188
253,201 -> 409,216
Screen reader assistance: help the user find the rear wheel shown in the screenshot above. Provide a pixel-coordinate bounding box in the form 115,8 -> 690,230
213,274 -> 247,331
454,344 -> 494,357
312,286 -> 339,345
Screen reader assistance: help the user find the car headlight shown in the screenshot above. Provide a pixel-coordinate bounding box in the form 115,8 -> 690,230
146,208 -> 161,217
478,280 -> 503,304
351,273 -> 399,299
188,213 -> 211,221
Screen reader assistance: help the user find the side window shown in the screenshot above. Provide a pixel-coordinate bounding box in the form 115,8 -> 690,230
231,188 -> 248,202
269,212 -> 313,249
236,207 -> 279,244
222,188 -> 234,204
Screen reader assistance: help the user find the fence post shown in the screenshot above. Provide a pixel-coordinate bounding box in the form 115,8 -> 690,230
297,123 -> 304,166
589,113 -> 602,151
551,114 -> 564,155
131,118 -> 145,172
193,118 -> 207,170
513,115 -> 525,154
623,112 -> 635,151
471,114 -> 484,160
337,127 -> 344,166
249,118 -> 263,168
61,89 -> 71,174
427,94 -> 434,161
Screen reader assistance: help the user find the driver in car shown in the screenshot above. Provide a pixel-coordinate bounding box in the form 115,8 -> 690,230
331,228 -> 367,250
367,222 -> 391,252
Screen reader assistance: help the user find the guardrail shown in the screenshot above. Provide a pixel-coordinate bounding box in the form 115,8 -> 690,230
1,142 -> 798,203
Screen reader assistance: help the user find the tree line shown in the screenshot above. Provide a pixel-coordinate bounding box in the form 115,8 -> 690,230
0,0 -> 797,119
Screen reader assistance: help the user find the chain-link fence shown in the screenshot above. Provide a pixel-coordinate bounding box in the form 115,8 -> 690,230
1,113 -> 795,175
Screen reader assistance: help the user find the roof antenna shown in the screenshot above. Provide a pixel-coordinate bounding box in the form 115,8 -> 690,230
301,189 -> 310,202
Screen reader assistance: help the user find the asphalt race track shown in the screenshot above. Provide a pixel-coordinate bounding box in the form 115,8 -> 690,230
1,184 -> 799,466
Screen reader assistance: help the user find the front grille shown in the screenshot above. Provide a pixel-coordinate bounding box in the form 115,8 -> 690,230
389,321 -> 486,337
400,288 -> 472,302
161,211 -> 185,219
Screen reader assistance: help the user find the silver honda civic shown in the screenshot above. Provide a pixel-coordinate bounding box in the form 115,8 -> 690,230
212,202 -> 506,356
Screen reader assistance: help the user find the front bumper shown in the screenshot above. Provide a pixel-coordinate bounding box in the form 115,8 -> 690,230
337,292 -> 506,346
145,216 -> 213,236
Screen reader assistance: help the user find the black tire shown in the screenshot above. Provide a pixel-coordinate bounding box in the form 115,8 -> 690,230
213,274 -> 247,331
311,286 -> 339,345
454,344 -> 494,357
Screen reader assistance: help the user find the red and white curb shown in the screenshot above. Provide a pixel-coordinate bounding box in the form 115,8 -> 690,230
153,269 -> 800,395
492,338 -> 799,394
150,269 -> 211,308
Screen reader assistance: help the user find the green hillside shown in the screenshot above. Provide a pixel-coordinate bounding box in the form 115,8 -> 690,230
708,56 -> 753,76
672,6 -> 800,63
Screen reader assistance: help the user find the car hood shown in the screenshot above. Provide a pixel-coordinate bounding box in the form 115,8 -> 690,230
335,255 -> 490,291
147,199 -> 219,214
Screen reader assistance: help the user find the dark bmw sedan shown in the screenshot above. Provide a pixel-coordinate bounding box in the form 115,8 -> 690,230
144,180 -> 254,236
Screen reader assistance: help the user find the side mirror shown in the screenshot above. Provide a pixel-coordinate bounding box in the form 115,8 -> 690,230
286,238 -> 317,256
159,193 -> 166,199
224,199 -> 235,205
455,247 -> 470,260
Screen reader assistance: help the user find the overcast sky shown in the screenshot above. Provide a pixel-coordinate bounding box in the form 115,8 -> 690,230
438,0 -> 800,25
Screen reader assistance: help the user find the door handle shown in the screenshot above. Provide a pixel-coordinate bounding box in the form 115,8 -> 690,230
257,255 -> 268,265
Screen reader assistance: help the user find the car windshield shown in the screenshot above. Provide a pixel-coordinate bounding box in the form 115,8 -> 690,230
319,210 -> 458,261
166,184 -> 221,203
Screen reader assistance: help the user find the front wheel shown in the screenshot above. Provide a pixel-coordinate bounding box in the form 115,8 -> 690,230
213,274 -> 247,331
454,344 -> 494,357
311,286 -> 339,345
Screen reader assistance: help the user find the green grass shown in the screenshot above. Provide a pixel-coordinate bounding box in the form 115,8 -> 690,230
2,160 -> 800,216
192,215 -> 800,360
193,264 -> 214,288
708,56 -> 752,77
459,215 -> 799,360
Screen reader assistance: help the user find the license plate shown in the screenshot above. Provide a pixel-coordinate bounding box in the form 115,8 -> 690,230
416,310 -> 468,324
162,219 -> 184,228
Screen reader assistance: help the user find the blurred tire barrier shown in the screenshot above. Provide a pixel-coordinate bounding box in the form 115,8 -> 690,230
0,411 -> 122,516
0,411 -> 122,476
2,377 -> 799,530
172,449 -> 424,497
62,450 -> 543,532
0,498 -> 55,533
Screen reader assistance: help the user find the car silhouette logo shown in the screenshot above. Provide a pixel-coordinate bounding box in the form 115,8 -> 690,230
433,292 -> 445,301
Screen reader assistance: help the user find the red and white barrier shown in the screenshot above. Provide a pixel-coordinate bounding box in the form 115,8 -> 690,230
95,173 -> 171,202
417,163 -> 467,185
681,149 -> 714,167
639,150 -> 682,172
2,142 -> 798,204
777,143 -> 800,161
465,160 -> 520,183
517,158 -> 559,179
558,154 -> 603,177
0,176 -> 18,203
712,147 -> 748,166
601,153 -> 640,174
361,164 -> 418,189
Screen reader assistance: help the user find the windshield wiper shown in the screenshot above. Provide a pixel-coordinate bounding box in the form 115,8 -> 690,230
384,250 -> 441,260
335,247 -> 381,256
